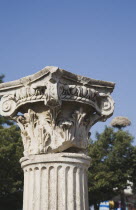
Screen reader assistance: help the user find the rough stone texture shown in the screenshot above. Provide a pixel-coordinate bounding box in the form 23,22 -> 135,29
0,66 -> 115,210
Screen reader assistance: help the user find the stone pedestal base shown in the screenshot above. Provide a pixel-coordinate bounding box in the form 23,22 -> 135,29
20,153 -> 90,210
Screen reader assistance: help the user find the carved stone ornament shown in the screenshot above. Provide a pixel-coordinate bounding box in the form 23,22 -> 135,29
0,66 -> 115,156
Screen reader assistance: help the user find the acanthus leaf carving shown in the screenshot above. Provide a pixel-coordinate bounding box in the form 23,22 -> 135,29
14,105 -> 102,156
15,109 -> 51,156
0,67 -> 115,157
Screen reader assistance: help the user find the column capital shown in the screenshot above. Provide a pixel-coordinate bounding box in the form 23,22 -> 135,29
0,66 -> 115,156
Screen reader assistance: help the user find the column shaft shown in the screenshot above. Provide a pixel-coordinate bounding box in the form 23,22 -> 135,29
21,153 -> 90,210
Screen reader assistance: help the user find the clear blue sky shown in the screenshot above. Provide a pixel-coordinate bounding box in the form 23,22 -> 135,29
0,0 -> 136,143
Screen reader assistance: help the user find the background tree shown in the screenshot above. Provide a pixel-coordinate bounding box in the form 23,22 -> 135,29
0,75 -> 23,210
88,124 -> 134,209
130,145 -> 136,194
111,116 -> 132,210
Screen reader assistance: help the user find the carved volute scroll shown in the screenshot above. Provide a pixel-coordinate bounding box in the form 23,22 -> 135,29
0,66 -> 115,156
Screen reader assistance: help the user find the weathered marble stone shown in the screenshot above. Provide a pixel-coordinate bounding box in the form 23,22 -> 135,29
0,66 -> 115,210
21,153 -> 90,210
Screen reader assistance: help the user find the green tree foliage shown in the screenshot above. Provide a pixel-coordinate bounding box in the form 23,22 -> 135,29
88,126 -> 134,207
0,75 -> 23,210
130,145 -> 136,194
0,126 -> 23,209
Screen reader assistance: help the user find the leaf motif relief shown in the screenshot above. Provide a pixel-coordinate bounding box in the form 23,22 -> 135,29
13,103 -> 109,156
58,120 -> 74,141
38,125 -> 51,154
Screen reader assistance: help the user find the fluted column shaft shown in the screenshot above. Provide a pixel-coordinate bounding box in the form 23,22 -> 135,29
20,153 -> 90,210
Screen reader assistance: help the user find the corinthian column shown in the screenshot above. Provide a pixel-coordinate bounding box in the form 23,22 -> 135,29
0,66 -> 115,210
